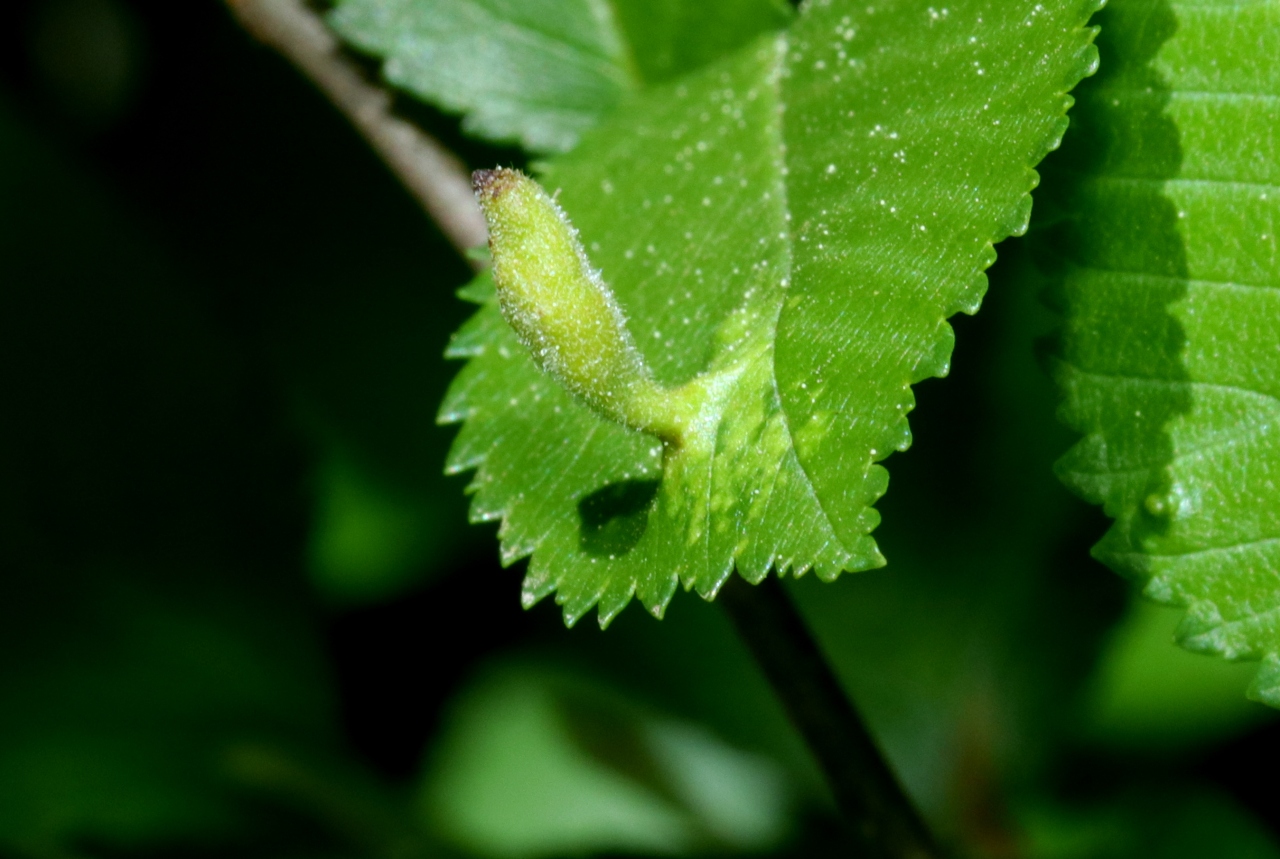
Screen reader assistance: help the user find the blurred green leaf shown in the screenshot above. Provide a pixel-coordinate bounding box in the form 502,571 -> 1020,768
306,441 -> 452,603
1045,0 -> 1280,704
327,0 -> 788,153
421,661 -> 790,858
439,0 -> 1102,626
1084,598 -> 1274,749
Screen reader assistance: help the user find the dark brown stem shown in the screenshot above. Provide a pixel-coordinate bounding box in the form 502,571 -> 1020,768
718,575 -> 942,859
223,0 -> 488,263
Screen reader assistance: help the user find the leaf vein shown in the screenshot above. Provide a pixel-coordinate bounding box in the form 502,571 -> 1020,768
1069,263 -> 1280,293
1095,87 -> 1280,103
1110,536 -> 1280,563
1066,364 -> 1280,410
1083,174 -> 1280,194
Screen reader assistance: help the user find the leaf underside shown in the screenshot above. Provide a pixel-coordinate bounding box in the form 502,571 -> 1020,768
439,0 -> 1103,627
1047,0 -> 1280,704
327,0 -> 789,153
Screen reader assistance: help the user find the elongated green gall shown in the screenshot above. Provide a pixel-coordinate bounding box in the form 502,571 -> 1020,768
474,168 -> 689,442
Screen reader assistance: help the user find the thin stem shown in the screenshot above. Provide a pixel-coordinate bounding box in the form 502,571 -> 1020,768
718,574 -> 942,859
223,0 -> 488,263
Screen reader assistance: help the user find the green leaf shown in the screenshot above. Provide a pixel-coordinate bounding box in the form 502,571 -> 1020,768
306,445 -> 448,602
326,0 -> 789,153
421,661 -> 790,858
1084,598 -> 1273,749
774,0 -> 1103,550
441,0 -> 1103,626
1046,0 -> 1280,704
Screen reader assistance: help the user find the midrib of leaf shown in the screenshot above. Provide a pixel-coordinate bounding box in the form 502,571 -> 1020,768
442,38 -> 861,626
441,0 -> 1104,626
1049,0 -> 1280,703
774,0 -> 1105,550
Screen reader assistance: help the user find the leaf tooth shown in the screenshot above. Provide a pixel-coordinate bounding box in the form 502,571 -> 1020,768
560,581 -> 608,629
945,271 -> 989,317
1177,612 -> 1272,664
597,577 -> 640,629
637,566 -> 680,617
1029,110 -> 1074,168
444,309 -> 504,358
438,404 -> 478,429
444,454 -> 484,477
846,535 -> 886,571
444,423 -> 492,474
436,389 -> 472,426
522,558 -> 557,608
907,320 -> 956,383
456,272 -> 496,304
438,358 -> 492,425
500,538 -> 536,567
467,490 -> 507,525
1248,655 -> 1280,708
1003,191 -> 1037,239
692,556 -> 738,602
